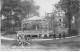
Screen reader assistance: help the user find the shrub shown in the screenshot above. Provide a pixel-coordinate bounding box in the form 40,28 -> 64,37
70,29 -> 79,36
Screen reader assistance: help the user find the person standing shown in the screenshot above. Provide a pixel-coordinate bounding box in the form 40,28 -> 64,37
59,33 -> 62,39
53,33 -> 56,39
63,32 -> 65,38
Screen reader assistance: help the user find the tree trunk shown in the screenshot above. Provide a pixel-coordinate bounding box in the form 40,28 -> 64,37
67,12 -> 72,35
68,18 -> 72,35
75,16 -> 79,30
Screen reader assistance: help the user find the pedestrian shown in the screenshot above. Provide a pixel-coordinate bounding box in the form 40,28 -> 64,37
53,33 -> 56,39
24,37 -> 31,46
17,36 -> 23,46
63,32 -> 65,38
59,33 -> 62,39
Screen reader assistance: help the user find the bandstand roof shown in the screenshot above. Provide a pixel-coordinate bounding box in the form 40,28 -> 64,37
27,16 -> 44,20
22,16 -> 45,23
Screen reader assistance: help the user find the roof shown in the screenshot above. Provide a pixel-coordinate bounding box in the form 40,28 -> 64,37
27,16 -> 44,20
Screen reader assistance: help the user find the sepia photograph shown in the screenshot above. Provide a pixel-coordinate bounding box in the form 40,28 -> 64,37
0,0 -> 80,51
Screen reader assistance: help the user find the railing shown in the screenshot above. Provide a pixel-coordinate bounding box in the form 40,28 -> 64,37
17,30 -> 53,35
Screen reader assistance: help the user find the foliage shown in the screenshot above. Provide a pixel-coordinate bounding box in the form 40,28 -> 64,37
70,29 -> 79,35
1,0 -> 39,31
56,0 -> 80,34
58,0 -> 80,14
1,0 -> 39,19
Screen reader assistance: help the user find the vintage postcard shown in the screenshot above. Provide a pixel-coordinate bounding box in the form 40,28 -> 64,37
0,0 -> 80,51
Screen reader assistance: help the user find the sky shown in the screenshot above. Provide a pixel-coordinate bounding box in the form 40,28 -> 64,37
34,0 -> 60,17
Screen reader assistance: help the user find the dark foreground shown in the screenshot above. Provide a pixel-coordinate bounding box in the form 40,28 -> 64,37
1,35 -> 80,51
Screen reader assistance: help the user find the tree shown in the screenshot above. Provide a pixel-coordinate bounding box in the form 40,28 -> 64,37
57,0 -> 80,35
21,0 -> 40,18
1,0 -> 39,32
